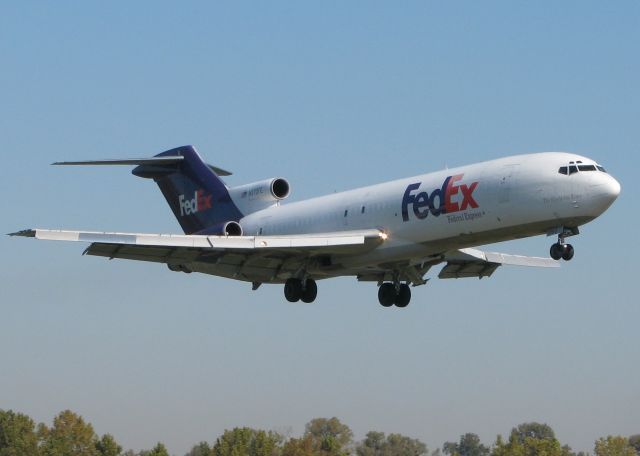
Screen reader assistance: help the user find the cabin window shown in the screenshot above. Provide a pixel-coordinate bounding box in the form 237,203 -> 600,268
568,165 -> 578,175
361,206 -> 366,214
578,165 -> 597,171
259,227 -> 263,235
597,165 -> 607,173
344,210 -> 348,217
558,166 -> 568,175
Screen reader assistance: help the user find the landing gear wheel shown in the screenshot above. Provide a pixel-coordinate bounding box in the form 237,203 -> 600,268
284,278 -> 303,302
378,283 -> 396,307
301,279 -> 318,303
395,284 -> 411,308
562,244 -> 574,261
550,243 -> 564,260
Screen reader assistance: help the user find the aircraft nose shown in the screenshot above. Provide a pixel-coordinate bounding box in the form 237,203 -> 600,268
585,173 -> 620,216
605,175 -> 621,202
589,174 -> 621,215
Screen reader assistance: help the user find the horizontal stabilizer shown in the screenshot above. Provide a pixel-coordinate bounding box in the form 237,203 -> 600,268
52,157 -> 232,176
52,157 -> 184,166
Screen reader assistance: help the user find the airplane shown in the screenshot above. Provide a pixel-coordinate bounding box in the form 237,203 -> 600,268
11,145 -> 620,307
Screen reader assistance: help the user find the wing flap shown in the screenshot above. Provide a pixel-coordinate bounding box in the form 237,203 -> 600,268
455,248 -> 559,268
438,262 -> 500,279
85,243 -> 181,263
437,247 -> 559,280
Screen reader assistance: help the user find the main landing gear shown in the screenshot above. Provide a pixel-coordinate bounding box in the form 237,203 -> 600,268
550,230 -> 575,261
378,282 -> 411,308
284,278 -> 318,303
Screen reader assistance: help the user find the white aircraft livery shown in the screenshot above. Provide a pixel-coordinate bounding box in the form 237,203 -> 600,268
11,145 -> 620,307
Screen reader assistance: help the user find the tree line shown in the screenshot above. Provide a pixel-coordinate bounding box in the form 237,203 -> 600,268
1,409 -> 638,456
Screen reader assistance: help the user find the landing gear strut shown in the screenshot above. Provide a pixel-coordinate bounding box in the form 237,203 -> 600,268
550,230 -> 575,261
378,282 -> 411,308
284,278 -> 317,303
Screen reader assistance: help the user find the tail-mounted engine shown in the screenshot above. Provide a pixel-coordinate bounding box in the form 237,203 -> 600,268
228,178 -> 291,214
195,220 -> 243,236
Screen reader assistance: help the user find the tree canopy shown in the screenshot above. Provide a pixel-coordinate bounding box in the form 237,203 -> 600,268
356,431 -> 427,456
443,433 -> 489,456
1,409 -> 637,456
0,409 -> 39,456
213,427 -> 282,456
594,436 -> 637,456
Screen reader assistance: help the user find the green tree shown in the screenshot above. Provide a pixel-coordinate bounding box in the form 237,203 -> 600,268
213,427 -> 281,456
95,434 -> 122,456
594,436 -> 636,456
148,443 -> 170,456
511,423 -> 556,443
356,431 -> 427,456
443,433 -> 489,456
281,435 -> 314,456
357,432 -> 385,455
0,409 -> 40,456
304,418 -> 353,453
491,427 -> 570,456
39,410 -> 99,456
186,441 -> 213,456
136,443 -> 170,456
628,435 -> 640,455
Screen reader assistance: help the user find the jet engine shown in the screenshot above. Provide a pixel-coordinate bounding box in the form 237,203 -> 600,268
197,220 -> 243,236
228,178 -> 291,213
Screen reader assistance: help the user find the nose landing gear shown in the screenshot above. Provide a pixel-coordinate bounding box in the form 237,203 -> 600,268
550,228 -> 576,261
550,242 -> 575,261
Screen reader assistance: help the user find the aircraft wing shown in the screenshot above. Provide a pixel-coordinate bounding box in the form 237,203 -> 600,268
10,228 -> 384,251
11,229 -> 557,285
10,228 -> 386,283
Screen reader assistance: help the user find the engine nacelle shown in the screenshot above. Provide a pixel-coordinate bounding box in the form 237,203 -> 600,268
228,178 -> 290,213
196,220 -> 243,236
229,178 -> 290,202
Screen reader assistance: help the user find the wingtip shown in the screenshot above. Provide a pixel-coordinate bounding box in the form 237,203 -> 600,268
8,229 -> 36,237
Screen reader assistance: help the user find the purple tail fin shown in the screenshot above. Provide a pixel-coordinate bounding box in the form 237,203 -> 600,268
132,146 -> 243,234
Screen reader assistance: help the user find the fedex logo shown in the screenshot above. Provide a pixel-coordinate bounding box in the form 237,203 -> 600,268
402,174 -> 478,222
179,190 -> 213,216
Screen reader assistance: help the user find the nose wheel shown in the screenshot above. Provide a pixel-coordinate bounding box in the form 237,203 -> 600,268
550,241 -> 575,261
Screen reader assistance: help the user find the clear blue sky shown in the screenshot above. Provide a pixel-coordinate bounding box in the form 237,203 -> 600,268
1,2 -> 638,454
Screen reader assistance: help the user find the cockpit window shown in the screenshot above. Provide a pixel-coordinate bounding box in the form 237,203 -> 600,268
559,162 -> 608,175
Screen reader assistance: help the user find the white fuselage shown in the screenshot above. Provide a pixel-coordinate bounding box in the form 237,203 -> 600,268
239,152 -> 620,268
